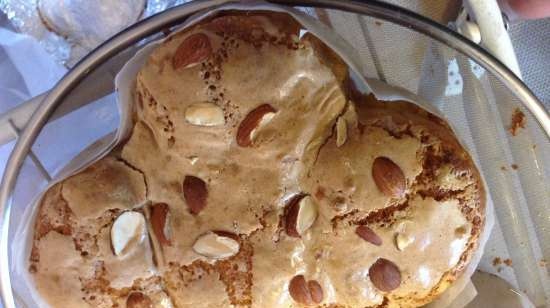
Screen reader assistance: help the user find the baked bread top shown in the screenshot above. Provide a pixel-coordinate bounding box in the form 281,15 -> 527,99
29,12 -> 485,308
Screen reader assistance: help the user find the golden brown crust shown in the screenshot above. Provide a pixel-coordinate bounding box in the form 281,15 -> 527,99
29,12 -> 484,308
358,95 -> 486,307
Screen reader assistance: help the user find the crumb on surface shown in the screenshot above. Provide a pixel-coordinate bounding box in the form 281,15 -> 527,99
503,259 -> 512,266
492,257 -> 502,266
500,166 -> 507,171
509,108 -> 526,136
511,164 -> 518,170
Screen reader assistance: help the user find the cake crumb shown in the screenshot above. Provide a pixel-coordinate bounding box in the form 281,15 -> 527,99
492,257 -> 502,266
511,164 -> 518,170
503,259 -> 512,266
500,166 -> 507,171
509,108 -> 526,136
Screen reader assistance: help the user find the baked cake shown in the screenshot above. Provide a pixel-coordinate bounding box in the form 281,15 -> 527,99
28,12 -> 485,308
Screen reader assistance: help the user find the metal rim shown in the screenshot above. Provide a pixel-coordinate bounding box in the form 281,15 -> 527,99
1,0 -> 548,307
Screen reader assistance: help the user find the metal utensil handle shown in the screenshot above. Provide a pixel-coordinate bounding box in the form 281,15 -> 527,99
466,0 -> 522,77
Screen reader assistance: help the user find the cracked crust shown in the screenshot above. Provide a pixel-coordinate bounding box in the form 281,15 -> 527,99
299,94 -> 485,307
29,12 -> 484,308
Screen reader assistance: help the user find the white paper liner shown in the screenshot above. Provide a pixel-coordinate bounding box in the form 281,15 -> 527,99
11,2 -> 493,307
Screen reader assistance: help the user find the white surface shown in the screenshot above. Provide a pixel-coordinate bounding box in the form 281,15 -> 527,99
0,25 -> 66,179
0,28 -> 65,97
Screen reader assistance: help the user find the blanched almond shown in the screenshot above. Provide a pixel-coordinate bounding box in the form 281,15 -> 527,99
395,233 -> 413,251
336,117 -> 347,147
172,33 -> 212,69
155,292 -> 175,308
355,225 -> 382,246
288,275 -> 323,305
193,232 -> 240,259
183,175 -> 207,215
285,195 -> 318,237
372,157 -> 406,198
369,258 -> 401,292
150,203 -> 171,246
236,104 -> 276,147
185,102 -> 225,126
110,211 -> 146,256
186,155 -> 199,165
250,112 -> 275,141
126,291 -> 153,308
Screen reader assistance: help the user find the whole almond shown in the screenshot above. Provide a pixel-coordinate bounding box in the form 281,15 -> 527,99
288,275 -> 323,305
289,275 -> 311,305
183,175 -> 208,215
355,225 -> 382,246
126,291 -> 153,308
150,203 -> 171,246
236,104 -> 276,147
185,102 -> 225,126
110,211 -> 146,256
369,258 -> 402,292
372,156 -> 406,198
308,280 -> 324,304
285,195 -> 318,238
172,33 -> 212,70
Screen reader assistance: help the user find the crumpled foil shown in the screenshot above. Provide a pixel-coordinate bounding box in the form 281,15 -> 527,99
0,0 -> 189,67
